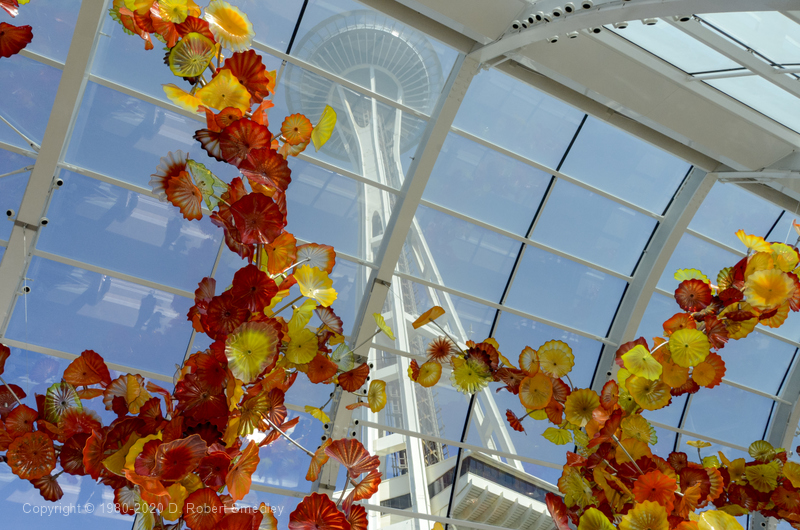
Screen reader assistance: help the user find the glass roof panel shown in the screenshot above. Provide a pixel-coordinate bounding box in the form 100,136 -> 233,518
12,0 -> 81,64
65,82 -> 239,189
706,75 -> 800,133
683,385 -> 773,447
657,233 -> 739,293
285,160 -> 389,262
0,150 -> 33,242
504,246 -> 627,337
453,68 -> 585,170
610,21 -> 740,74
423,132 -> 551,236
767,211 -> 797,243
233,0 -> 305,52
559,117 -> 692,214
636,293 -> 679,342
36,171 -> 222,291
252,410 -> 322,492
0,55 -> 61,148
701,12 -> 800,66
689,182 -> 782,249
531,179 -> 657,275
273,64 -> 426,187
4,257 -> 192,376
717,333 -> 796,395
404,205 -> 519,302
493,312 -> 603,389
291,0 -> 457,115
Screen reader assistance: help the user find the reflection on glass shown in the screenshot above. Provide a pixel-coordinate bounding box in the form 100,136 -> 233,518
454,68 -> 584,170
12,0 -> 80,63
707,75 -> 800,133
611,21 -> 740,74
684,384 -> 773,447
0,149 -> 33,241
689,181 -> 782,249
560,117 -> 691,214
38,171 -> 222,291
0,55 -> 61,148
291,0 -> 457,114
505,246 -> 627,337
702,12 -> 800,66
66,82 -> 240,189
424,133 -> 551,236
406,205 -> 519,302
532,179 -> 656,275
5,257 -> 193,376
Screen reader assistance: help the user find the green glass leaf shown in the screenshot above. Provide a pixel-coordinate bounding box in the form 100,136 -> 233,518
674,268 -> 710,284
543,427 -> 572,445
187,159 -> 227,210
331,343 -> 355,372
169,32 -> 216,78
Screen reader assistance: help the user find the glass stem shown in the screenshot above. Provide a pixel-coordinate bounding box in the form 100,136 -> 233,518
261,415 -> 314,457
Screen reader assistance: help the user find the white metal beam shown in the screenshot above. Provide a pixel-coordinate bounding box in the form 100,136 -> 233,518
590,168 -> 716,392
470,0 -> 800,64
0,0 -> 108,336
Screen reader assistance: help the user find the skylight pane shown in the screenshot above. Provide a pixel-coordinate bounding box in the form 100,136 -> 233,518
66,82 -> 239,189
453,68 -> 585,170
493,312 -> 603,388
404,205 -> 519,302
683,385 -> 773,447
233,0 -> 306,52
689,182 -> 782,249
290,0 -> 457,114
504,247 -> 627,337
424,132 -> 551,236
651,427 -> 678,459
12,0 -> 80,63
560,117 -> 691,214
718,333 -> 796,395
252,410 -> 323,492
656,233 -> 739,293
706,75 -> 800,133
0,150 -> 33,241
766,212 -> 796,243
0,55 -> 61,148
36,171 -> 222,292
610,21 -> 740,74
285,160 -> 389,262
5,257 -> 193,376
702,12 -> 800,65
532,179 -> 657,275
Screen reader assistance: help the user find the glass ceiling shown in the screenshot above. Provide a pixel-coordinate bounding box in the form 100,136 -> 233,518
1,2 -> 799,530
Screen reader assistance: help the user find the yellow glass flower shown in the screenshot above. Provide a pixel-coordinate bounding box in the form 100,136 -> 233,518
744,251 -> 774,279
519,372 -> 553,410
196,69 -> 251,112
537,340 -> 574,378
622,344 -> 662,380
736,229 -> 772,253
226,322 -> 280,383
760,301 -> 790,328
619,500 -> 668,530
285,328 -> 318,365
772,242 -> 799,272
204,0 -> 254,51
748,440 -> 775,462
367,379 -> 387,412
622,414 -> 656,444
312,105 -> 337,151
295,265 -> 337,307
373,312 -> 395,340
686,440 -> 712,449
169,32 -> 216,77
697,510 -> 744,530
412,306 -> 445,329
543,427 -> 573,445
417,361 -> 442,388
661,360 -> 689,388
744,463 -> 778,492
669,328 -> 710,368
558,467 -> 595,508
744,268 -> 795,310
783,461 -> 800,488
519,346 -> 539,375
159,0 -> 190,23
627,376 -> 671,410
578,507 -> 616,530
163,84 -> 203,113
304,405 -> 330,423
615,437 -> 651,464
565,388 -> 600,427
450,358 -> 490,394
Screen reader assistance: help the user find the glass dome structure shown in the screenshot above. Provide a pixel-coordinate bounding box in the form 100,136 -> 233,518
0,1 -> 799,530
